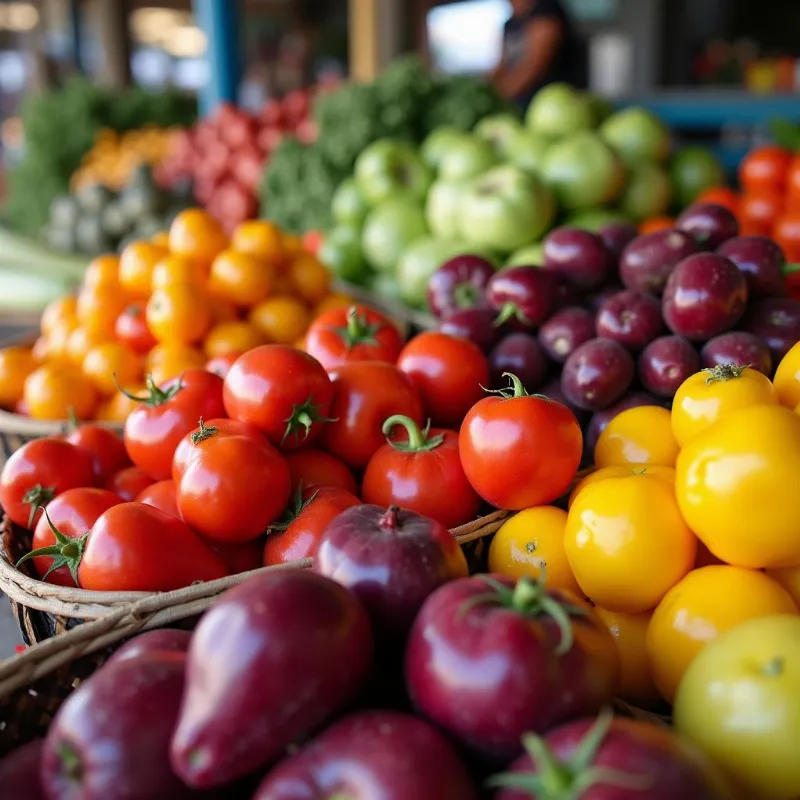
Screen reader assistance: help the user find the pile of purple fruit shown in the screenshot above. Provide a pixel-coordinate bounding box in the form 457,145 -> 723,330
429,202 -> 800,453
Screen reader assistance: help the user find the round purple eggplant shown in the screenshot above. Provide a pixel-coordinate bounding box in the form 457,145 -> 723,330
740,296 -> 800,363
107,628 -> 193,665
595,290 -> 663,351
439,306 -> 502,353
597,221 -> 638,265
716,235 -> 786,298
0,739 -> 45,800
585,391 -> 663,454
701,331 -> 773,376
538,306 -> 596,363
427,254 -> 495,318
543,227 -> 609,290
489,333 -> 549,391
676,202 -> 739,250
619,229 -> 697,295
487,265 -> 559,328
561,338 -> 635,411
638,335 -> 700,398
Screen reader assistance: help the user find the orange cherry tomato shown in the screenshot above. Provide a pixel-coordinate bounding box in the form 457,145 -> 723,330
77,286 -> 127,339
315,293 -> 357,316
151,253 -> 207,290
787,155 -> 800,200
739,191 -> 785,238
146,285 -> 211,345
119,240 -> 168,297
44,319 -> 79,363
231,219 -> 286,265
23,362 -> 98,420
288,253 -> 331,304
639,216 -> 674,235
203,320 -> 265,358
83,341 -> 143,396
151,231 -> 169,248
248,296 -> 310,344
0,346 -> 37,408
168,208 -> 227,265
114,303 -> 157,354
209,249 -> 274,308
695,187 -> 740,218
207,294 -> 239,324
95,384 -> 144,423
66,326 -> 108,366
773,209 -> 800,263
147,347 -> 207,386
205,351 -> 242,379
40,295 -> 77,337
83,254 -> 121,290
283,448 -> 359,496
739,145 -> 792,194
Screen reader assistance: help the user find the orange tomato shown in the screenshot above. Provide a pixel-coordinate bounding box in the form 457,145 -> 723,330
151,253 -> 207,290
638,216 -> 674,235
594,406 -> 679,468
230,220 -> 286,265
248,296 -> 310,344
82,341 -> 142,395
739,145 -> 792,194
150,231 -> 170,248
44,319 -> 79,362
282,232 -> 305,259
646,565 -> 797,703
695,186 -> 740,217
209,249 -> 273,307
203,321 -> 265,358
96,384 -> 144,423
316,293 -> 357,315
168,208 -> 227,265
66,326 -> 108,366
40,295 -> 77,338
288,254 -> 331,305
146,285 -> 211,345
0,346 -> 36,408
76,286 -> 127,339
31,336 -> 51,363
120,240 -> 167,297
23,362 -> 97,420
146,345 -> 206,385
83,254 -> 121,290
773,209 -> 800,263
739,191 -> 785,238
207,294 -> 239,323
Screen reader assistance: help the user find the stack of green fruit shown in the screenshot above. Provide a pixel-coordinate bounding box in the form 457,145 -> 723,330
319,82 -> 726,309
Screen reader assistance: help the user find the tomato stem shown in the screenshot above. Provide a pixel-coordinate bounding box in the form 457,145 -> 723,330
115,372 -> 184,407
331,306 -> 383,351
16,508 -> 87,586
702,364 -> 749,384
191,417 -> 218,445
282,395 -> 337,447
378,505 -> 401,531
382,415 -> 445,452
482,372 -> 547,401
22,483 -> 55,529
268,484 -> 319,533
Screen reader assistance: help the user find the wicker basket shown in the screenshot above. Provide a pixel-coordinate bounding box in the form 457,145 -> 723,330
0,509 -> 511,647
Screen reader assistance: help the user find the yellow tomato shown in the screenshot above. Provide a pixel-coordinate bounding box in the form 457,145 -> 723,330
248,296 -> 310,344
145,343 -> 205,371
0,346 -> 37,408
149,348 -> 206,385
593,606 -> 660,708
150,231 -> 170,249
31,336 -> 51,363
209,249 -> 273,307
43,319 -> 78,362
774,341 -> 800,410
83,341 -> 142,395
487,506 -> 580,594
146,285 -> 211,345
288,254 -> 332,305
66,326 -> 108,366
76,286 -> 127,339
120,241 -> 167,297
767,565 -> 800,607
203,321 -> 265,358
282,232 -> 304,258
568,464 -> 674,509
231,220 -> 286,264
168,209 -> 227,265
151,254 -> 207,290
82,254 -> 121,290
594,406 -> 679,468
96,384 -> 143,422
564,473 -> 696,614
40,295 -> 77,337
207,294 -> 239,324
647,565 -> 797,704
671,364 -> 777,447
676,404 -> 800,569
316,293 -> 357,315
23,362 -> 97,420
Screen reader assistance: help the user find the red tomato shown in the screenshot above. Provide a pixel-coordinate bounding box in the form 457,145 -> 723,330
739,145 -> 792,194
203,537 -> 265,575
695,186 -> 740,218
223,345 -> 334,451
136,479 -> 179,518
115,303 -> 158,354
740,191 -> 785,238
205,351 -> 242,379
123,369 -> 226,480
263,486 -> 360,565
105,466 -> 155,502
25,488 -> 123,586
177,428 -> 291,541
77,503 -> 229,591
773,209 -> 800,263
66,423 -> 131,485
459,372 -> 583,510
397,331 -> 489,429
320,362 -> 424,470
283,448 -> 359,496
172,417 -> 266,484
0,439 -> 96,528
362,415 -> 481,529
303,305 -> 404,371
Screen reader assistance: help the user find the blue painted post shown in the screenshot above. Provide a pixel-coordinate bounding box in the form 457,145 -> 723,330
193,0 -> 243,116
68,0 -> 84,73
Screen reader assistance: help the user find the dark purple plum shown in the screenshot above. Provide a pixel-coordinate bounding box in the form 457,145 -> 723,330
598,221 -> 638,265
662,253 -> 748,341
561,338 -> 635,411
489,333 -> 549,391
585,391 -> 662,454
639,335 -> 700,398
543,227 -> 609,289
542,378 -> 590,427
702,331 -> 773,376
741,297 -> 800,363
676,202 -> 739,249
427,254 -> 495,318
487,265 -> 559,328
538,306 -> 596,363
717,235 -> 786,298
619,229 -> 697,295
439,306 -> 502,353
585,283 -> 623,314
595,290 -> 663,351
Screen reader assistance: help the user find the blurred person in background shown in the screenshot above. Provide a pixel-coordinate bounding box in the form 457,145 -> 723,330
491,0 -> 586,109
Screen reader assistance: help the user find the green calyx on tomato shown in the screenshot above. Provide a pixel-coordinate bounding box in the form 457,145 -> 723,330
282,395 -> 337,447
17,508 -> 87,585
22,483 -> 56,529
267,484 -> 320,533
702,363 -> 748,384
487,708 -> 650,799
190,417 -> 219,445
331,306 -> 383,351
116,372 -> 184,408
382,415 -> 444,452
483,372 -> 547,401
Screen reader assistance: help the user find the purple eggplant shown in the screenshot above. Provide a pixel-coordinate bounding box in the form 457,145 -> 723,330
427,254 -> 495,318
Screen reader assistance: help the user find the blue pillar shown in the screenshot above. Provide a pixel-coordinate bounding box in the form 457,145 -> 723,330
68,0 -> 84,73
193,0 -> 242,116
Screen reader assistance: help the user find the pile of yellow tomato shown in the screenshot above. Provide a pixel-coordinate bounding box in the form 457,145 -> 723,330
0,208 -> 349,422
488,346 -> 800,800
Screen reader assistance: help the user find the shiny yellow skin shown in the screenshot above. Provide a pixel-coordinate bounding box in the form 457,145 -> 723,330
594,405 -> 679,468
646,566 -> 798,704
774,341 -> 800,410
567,464 -> 674,509
674,614 -> 800,800
671,366 -> 777,447
487,506 -> 580,595
675,404 -> 800,569
767,565 -> 800,607
564,473 -> 696,614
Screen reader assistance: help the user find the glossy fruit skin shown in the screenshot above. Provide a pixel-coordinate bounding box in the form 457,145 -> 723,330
304,305 -> 403,371
104,466 -> 155,503
585,391 -> 662,454
489,333 -> 548,391
0,439 -> 96,529
320,362 -> 424,470
135,479 -> 179,518
115,302 -> 158,354
561,338 -> 635,411
42,653 -> 195,800
639,335 -> 700,398
674,614 -> 800,800
23,361 -> 98,421
170,569 -> 373,788
460,382 -> 582,510
488,506 -> 580,594
205,351 -> 241,379
741,296 -> 800,363
701,331 -> 772,376
107,629 -> 193,665
427,254 -> 495,317
646,566 -> 797,704
405,574 -> 619,759
538,306 -> 595,363
263,486 -> 360,565
66,424 -> 131,485
0,739 -> 45,800
569,464 -> 675,509
543,227 -> 609,289
565,473 -> 696,613
619,228 -> 698,295
177,431 -> 291,542
316,504 -> 468,638
283,448 -> 359,496
774,341 -> 800,409
396,331 -> 489,429
487,265 -> 559,327
223,345 -> 334,450
716,235 -> 786,297
0,346 -> 36,408
595,289 -> 663,352
676,404 -> 800,569
124,369 -> 226,481
253,711 -> 478,800
671,365 -> 777,447
594,405 -> 679,468
79,502 -> 228,591
439,306 -> 502,352
739,144 -> 792,193
495,715 -> 731,800
675,202 -> 739,250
